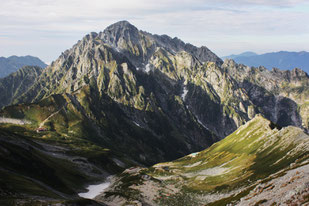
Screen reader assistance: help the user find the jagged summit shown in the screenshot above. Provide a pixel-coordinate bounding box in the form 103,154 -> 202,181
105,20 -> 137,31
100,20 -> 139,47
97,21 -> 223,66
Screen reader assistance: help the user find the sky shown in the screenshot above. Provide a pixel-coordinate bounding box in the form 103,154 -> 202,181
1,0 -> 309,64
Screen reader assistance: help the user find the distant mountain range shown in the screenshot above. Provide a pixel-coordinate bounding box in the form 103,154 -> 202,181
222,51 -> 309,74
0,55 -> 47,78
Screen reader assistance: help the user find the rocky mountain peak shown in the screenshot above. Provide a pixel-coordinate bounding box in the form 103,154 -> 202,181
106,20 -> 137,31
96,21 -> 223,67
222,58 -> 237,67
84,32 -> 99,41
6,20 -> 308,140
99,20 -> 139,47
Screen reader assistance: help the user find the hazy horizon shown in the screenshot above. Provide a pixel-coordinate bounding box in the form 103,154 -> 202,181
1,0 -> 309,63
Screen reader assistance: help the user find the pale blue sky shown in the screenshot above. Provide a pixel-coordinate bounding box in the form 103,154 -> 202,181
0,0 -> 309,63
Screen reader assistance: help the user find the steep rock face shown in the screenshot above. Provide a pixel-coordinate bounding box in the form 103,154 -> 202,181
0,55 -> 46,78
147,50 -> 254,137
97,115 -> 309,205
0,66 -> 43,109
223,59 -> 309,131
3,79 -> 217,166
3,23 -> 225,164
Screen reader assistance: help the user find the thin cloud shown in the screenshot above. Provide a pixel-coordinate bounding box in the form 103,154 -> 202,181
0,0 -> 308,62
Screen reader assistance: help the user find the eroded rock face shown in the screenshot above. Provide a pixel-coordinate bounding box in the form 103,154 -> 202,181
222,59 -> 309,132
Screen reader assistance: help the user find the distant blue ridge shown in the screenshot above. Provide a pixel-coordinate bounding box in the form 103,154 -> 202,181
221,51 -> 309,74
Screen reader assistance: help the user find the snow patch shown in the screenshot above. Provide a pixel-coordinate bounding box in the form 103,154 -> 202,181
112,158 -> 126,168
188,152 -> 199,157
185,166 -> 230,178
78,179 -> 111,199
181,86 -> 188,100
0,117 -> 31,125
145,63 -> 151,73
133,121 -> 141,127
198,167 -> 229,176
197,118 -> 209,130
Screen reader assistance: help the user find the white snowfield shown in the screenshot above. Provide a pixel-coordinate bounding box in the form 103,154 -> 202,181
0,117 -> 31,125
78,180 -> 111,199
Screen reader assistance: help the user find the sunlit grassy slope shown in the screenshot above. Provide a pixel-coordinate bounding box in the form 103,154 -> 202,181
150,114 -> 308,191
99,114 -> 309,205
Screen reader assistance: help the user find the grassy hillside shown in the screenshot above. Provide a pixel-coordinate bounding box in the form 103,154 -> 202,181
97,115 -> 309,205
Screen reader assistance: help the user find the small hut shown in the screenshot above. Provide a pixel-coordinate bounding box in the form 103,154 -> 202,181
36,127 -> 47,133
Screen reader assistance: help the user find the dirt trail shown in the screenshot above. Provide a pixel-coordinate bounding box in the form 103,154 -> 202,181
39,104 -> 67,128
